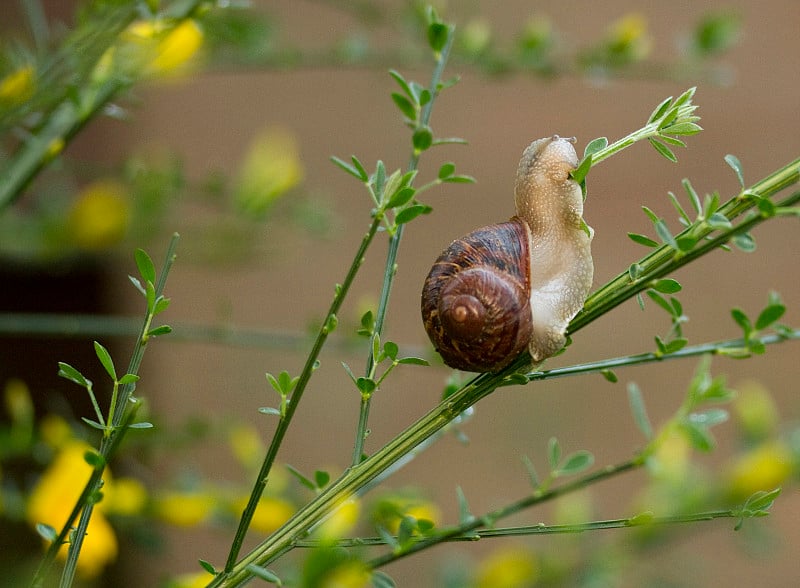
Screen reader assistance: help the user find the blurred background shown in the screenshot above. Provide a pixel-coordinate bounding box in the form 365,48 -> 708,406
1,1 -> 798,586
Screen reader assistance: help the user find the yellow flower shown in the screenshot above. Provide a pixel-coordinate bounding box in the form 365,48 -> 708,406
68,180 -> 130,250
26,440 -> 118,578
475,546 -> 539,588
125,19 -> 204,77
166,572 -> 214,588
316,498 -> 360,540
372,494 -> 441,535
734,381 -> 779,442
105,477 -> 148,516
725,441 -> 794,500
0,65 -> 35,105
647,428 -> 692,484
39,414 -> 74,449
5,378 -> 33,427
155,490 -> 216,527
605,13 -> 652,63
321,561 -> 371,588
228,424 -> 265,471
231,495 -> 295,535
235,128 -> 304,218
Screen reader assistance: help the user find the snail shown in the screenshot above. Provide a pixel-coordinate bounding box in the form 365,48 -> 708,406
421,135 -> 594,372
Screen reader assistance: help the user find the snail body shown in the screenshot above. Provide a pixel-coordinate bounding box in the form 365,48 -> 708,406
421,136 -> 594,372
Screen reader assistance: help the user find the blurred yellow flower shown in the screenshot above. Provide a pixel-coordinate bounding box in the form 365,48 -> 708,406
68,180 -> 130,250
648,428 -> 692,483
26,440 -> 118,578
734,381 -> 779,442
154,490 -> 216,527
475,545 -> 539,588
125,19 -> 204,77
5,378 -> 33,425
228,424 -> 265,471
321,561 -> 371,588
235,128 -> 304,218
39,414 -> 74,449
232,495 -> 295,535
105,477 -> 148,516
167,571 -> 215,588
725,441 -> 794,500
372,494 -> 441,535
605,13 -> 652,63
316,498 -> 360,540
0,65 -> 35,105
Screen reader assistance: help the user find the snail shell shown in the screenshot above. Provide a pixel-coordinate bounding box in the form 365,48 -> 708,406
421,136 -> 594,372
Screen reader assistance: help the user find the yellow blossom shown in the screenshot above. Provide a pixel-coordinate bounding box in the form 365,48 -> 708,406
648,428 -> 692,483
0,65 -> 35,105
125,19 -> 204,77
166,571 -> 215,588
105,477 -> 148,516
316,498 -> 360,540
68,180 -> 130,250
5,378 -> 33,426
734,381 -> 779,442
725,441 -> 794,500
231,495 -> 295,535
155,490 -> 216,527
228,424 -> 265,471
372,494 -> 441,535
605,13 -> 652,63
26,440 -> 118,578
476,546 -> 539,588
235,128 -> 304,218
39,414 -> 74,449
321,561 -> 371,588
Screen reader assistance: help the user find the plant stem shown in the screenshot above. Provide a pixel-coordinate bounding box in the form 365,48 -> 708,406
223,216 -> 384,572
209,157 -> 798,587
350,27 -> 455,466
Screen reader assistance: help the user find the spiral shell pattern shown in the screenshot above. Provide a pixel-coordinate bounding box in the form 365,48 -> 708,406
421,218 -> 533,372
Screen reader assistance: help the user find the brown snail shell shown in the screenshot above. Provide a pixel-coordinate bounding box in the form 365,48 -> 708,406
421,218 -> 533,372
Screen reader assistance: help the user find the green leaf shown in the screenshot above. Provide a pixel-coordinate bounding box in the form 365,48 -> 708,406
391,93 -> 416,121
83,450 -> 106,469
388,69 -> 413,101
658,135 -> 687,148
654,219 -> 679,250
81,417 -> 106,430
522,455 -> 540,488
646,290 -> 674,316
356,377 -> 377,395
129,275 -> 146,296
755,303 -> 785,330
323,313 -> 338,334
547,437 -> 561,471
627,382 -> 653,439
663,122 -> 703,135
707,212 -> 732,229
395,204 -> 432,225
600,369 -> 618,383
314,470 -> 331,489
198,559 -> 217,575
128,421 -> 154,429
570,154 -> 592,185
427,22 -> 449,53
649,138 -> 677,162
742,488 -> 781,513
456,486 -> 473,524
154,296 -> 171,315
36,523 -> 58,542
397,515 -> 417,547
442,174 -> 476,184
118,374 -> 139,385
664,338 -> 688,354
397,357 -> 429,366
135,248 -> 156,284
372,571 -> 397,588
648,95 -> 673,123
330,155 -> 366,181
627,232 -> 659,247
732,232 -> 756,252
412,127 -> 433,151
724,154 -> 745,187
385,187 -> 416,209
668,191 -> 691,224
731,308 -> 752,334
258,407 -> 281,416
682,178 -> 702,215
583,137 -> 608,157
438,162 -> 456,179
93,341 -> 116,381
652,278 -> 682,294
245,564 -> 281,584
147,325 -> 172,337
556,450 -> 594,476
58,362 -> 90,388
286,464 -> 317,491
383,341 -> 399,361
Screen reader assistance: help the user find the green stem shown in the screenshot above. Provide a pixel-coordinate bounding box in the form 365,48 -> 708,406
208,157 -> 798,587
350,27 -> 456,466
223,216 -> 384,572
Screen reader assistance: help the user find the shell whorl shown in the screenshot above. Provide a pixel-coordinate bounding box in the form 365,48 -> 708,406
421,218 -> 533,372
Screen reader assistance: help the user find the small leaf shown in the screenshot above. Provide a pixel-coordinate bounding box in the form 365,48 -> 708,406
412,127 -> 433,151
707,212 -> 732,229
135,248 -> 156,284
58,362 -> 89,388
600,369 -> 618,383
663,122 -> 703,135
522,455 -> 540,488
682,179 -> 702,215
154,296 -> 171,315
245,564 -> 281,584
372,571 -> 397,588
570,154 -> 592,185
330,156 -> 366,181
383,341 -> 399,361
198,559 -> 217,575
556,450 -> 594,476
286,464 -> 316,491
627,232 -> 659,248
83,450 -> 106,469
649,138 -> 678,162
397,357 -> 429,366
314,470 -> 331,489
742,488 -> 781,513
648,95 -> 674,123
583,137 -> 608,157
118,374 -> 140,385
652,278 -> 682,294
427,22 -> 449,52
391,92 -> 416,121
731,308 -> 752,334
323,313 -> 338,334
664,338 -> 688,354
258,407 -> 281,416
646,290 -> 674,316
724,154 -> 745,187
438,162 -> 456,179
81,417 -> 106,430
442,174 -> 476,184
36,523 -> 58,542
128,275 -> 146,296
732,232 -> 756,252
627,383 -> 653,439
547,437 -> 561,471
94,341 -> 116,381
456,486 -> 473,525
395,204 -> 432,225
385,187 -> 416,209
356,377 -> 377,395
755,303 -> 786,330
388,69 -> 413,101
147,325 -> 172,337
654,219 -> 679,250
128,421 -> 154,429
